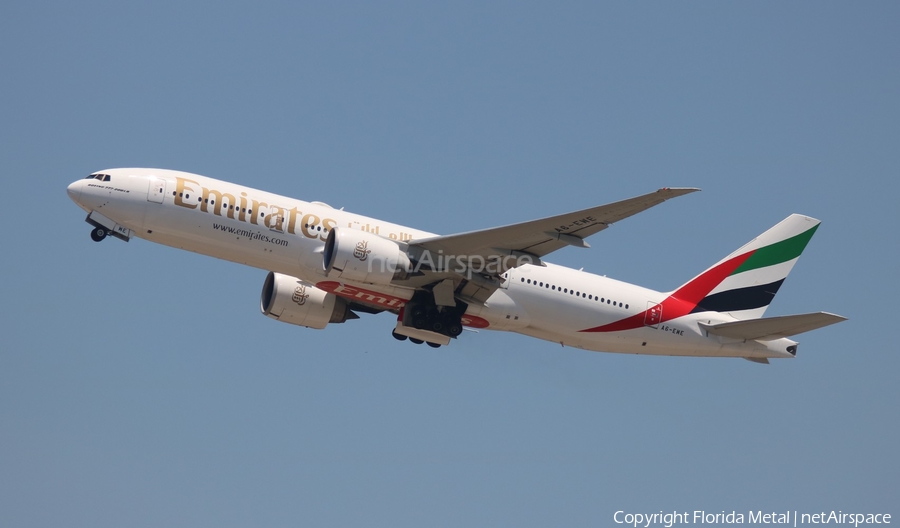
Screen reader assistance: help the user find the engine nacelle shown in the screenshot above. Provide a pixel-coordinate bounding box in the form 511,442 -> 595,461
260,272 -> 354,329
323,227 -> 411,285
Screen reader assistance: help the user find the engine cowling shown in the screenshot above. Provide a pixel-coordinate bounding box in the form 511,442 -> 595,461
323,227 -> 411,285
260,272 -> 354,329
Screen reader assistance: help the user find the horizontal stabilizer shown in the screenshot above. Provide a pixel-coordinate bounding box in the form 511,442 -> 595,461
699,312 -> 847,341
744,357 -> 770,364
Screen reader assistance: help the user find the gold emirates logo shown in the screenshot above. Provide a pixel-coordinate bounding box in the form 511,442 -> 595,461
173,176 -> 336,241
291,284 -> 309,305
172,176 -> 419,243
353,240 -> 371,261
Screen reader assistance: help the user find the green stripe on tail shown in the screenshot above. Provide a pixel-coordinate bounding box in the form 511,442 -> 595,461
731,224 -> 819,276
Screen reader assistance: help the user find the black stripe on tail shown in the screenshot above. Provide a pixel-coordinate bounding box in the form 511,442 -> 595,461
690,279 -> 785,314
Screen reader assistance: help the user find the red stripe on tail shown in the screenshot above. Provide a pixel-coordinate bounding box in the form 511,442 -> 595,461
580,251 -> 754,333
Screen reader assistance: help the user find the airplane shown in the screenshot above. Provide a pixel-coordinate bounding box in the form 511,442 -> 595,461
67,168 -> 846,363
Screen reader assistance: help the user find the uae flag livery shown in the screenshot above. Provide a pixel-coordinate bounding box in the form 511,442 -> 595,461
582,214 -> 820,333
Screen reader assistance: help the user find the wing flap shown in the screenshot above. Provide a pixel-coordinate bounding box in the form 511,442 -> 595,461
699,312 -> 847,341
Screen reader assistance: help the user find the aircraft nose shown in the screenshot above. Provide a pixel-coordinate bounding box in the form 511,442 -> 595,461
67,180 -> 82,203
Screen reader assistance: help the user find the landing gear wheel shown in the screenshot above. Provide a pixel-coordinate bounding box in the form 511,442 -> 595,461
90,227 -> 107,242
409,337 -> 424,345
391,330 -> 408,341
402,293 -> 469,339
426,342 -> 441,348
411,305 -> 428,329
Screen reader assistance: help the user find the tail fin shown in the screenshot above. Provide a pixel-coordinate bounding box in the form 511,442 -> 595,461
672,214 -> 820,320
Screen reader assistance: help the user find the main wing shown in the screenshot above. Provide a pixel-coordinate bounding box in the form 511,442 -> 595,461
404,187 -> 699,302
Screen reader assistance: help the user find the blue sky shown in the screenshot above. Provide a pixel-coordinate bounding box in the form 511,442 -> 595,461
1,2 -> 897,526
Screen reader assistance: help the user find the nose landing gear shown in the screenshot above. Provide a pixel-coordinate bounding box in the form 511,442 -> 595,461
83,212 -> 132,242
90,227 -> 107,242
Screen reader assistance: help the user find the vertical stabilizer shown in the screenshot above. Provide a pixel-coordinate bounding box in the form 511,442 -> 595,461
676,214 -> 820,320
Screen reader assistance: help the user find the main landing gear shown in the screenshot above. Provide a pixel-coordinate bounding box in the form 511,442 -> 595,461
403,291 -> 466,338
90,226 -> 108,242
392,330 -> 443,348
391,290 -> 469,349
407,303 -> 464,337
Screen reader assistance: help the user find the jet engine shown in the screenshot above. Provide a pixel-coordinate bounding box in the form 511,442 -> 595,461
323,228 -> 411,285
260,272 -> 356,329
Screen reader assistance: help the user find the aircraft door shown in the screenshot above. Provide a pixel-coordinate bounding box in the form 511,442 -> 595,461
147,177 -> 166,204
644,302 -> 662,328
644,301 -> 662,328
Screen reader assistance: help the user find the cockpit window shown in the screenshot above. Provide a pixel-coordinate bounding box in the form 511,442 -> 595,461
87,173 -> 111,181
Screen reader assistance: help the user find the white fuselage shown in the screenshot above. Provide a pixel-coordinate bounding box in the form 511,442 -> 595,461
67,168 -> 796,359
